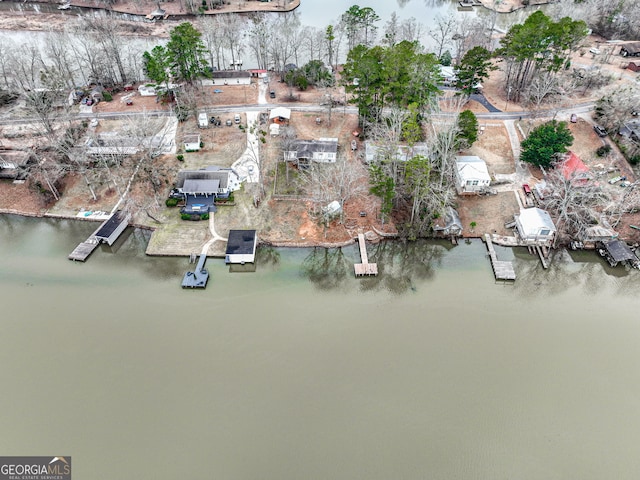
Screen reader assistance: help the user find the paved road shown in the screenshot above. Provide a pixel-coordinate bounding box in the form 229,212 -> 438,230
0,99 -> 597,126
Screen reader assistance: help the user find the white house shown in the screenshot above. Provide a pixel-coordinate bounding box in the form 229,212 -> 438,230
438,65 -> 457,86
269,107 -> 291,122
455,156 -> 491,194
285,138 -> 338,164
225,230 -> 257,264
183,134 -> 201,151
514,207 -> 557,247
364,141 -> 428,164
205,70 -> 252,86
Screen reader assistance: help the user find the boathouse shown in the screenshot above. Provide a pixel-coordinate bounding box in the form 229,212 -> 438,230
94,211 -> 130,246
225,230 -> 257,264
514,208 -> 556,247
598,240 -> 639,268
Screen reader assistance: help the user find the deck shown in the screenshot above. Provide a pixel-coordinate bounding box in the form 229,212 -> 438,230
484,234 -> 516,281
354,233 -> 378,277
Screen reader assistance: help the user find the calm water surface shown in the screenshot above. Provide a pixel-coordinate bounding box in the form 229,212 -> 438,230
2,215 -> 640,479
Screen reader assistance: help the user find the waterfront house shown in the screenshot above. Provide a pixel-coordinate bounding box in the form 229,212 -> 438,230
225,230 -> 257,264
455,156 -> 491,194
284,138 -> 338,164
514,207 -> 557,247
183,134 -> 201,152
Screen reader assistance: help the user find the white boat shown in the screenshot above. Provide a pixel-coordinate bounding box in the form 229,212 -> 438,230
58,2 -> 71,9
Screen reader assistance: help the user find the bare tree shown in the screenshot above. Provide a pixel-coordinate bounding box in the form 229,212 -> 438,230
429,14 -> 456,59
540,166 -> 609,242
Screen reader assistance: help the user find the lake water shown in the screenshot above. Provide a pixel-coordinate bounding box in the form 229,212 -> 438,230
2,214 -> 640,479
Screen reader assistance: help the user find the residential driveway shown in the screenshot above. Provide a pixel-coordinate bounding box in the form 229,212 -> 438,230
470,93 -> 501,113
231,111 -> 260,183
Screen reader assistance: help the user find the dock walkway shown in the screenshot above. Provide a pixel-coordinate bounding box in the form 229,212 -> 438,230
182,253 -> 210,288
354,233 -> 378,277
68,236 -> 100,261
484,234 -> 516,281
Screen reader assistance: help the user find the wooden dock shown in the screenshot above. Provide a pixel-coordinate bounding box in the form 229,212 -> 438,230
354,233 -> 378,277
68,236 -> 100,261
484,234 -> 516,281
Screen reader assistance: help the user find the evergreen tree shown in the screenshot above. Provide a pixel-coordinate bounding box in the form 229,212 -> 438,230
455,46 -> 496,96
520,120 -> 574,169
165,22 -> 208,84
456,110 -> 479,148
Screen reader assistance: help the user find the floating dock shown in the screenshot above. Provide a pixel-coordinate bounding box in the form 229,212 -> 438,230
182,253 -> 210,288
484,234 -> 516,281
354,233 -> 378,277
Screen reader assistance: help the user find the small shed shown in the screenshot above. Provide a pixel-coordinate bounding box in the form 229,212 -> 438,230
94,211 -> 130,246
514,207 -> 556,247
225,230 -> 257,265
183,134 -> 201,151
269,123 -> 280,136
269,107 -> 291,123
455,156 -> 491,194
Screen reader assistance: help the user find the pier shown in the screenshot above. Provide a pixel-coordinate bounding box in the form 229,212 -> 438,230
354,233 -> 378,277
182,253 -> 210,288
68,236 -> 100,261
483,234 -> 516,281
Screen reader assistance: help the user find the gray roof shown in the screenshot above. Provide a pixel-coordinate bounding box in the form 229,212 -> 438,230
292,139 -> 338,159
177,167 -> 233,190
621,42 -> 640,55
182,179 -> 220,194
211,70 -> 251,79
604,240 -> 636,262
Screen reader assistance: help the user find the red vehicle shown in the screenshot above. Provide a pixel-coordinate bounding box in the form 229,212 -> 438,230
126,99 -> 133,106
522,183 -> 532,196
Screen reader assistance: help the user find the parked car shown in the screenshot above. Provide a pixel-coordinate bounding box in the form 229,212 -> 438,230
226,119 -> 233,126
269,90 -> 276,99
234,114 -> 241,124
570,113 -> 577,123
522,184 -> 532,196
594,125 -> 608,137
608,175 -> 626,185
589,47 -> 601,55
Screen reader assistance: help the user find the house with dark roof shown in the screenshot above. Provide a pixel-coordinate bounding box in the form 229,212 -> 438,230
285,138 -> 338,164
225,230 -> 257,264
619,120 -> 640,143
598,240 -> 639,267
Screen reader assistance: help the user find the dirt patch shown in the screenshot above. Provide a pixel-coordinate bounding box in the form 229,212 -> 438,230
457,191 -> 520,238
466,124 -> 514,175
